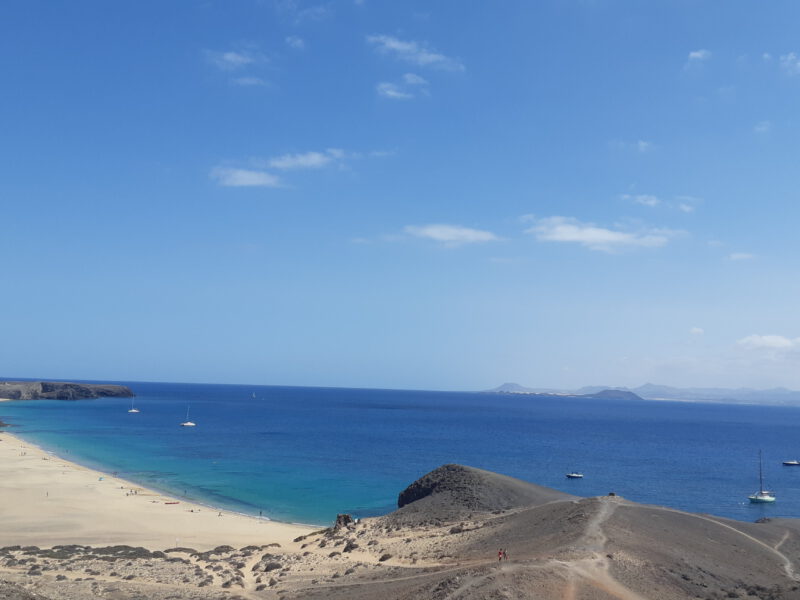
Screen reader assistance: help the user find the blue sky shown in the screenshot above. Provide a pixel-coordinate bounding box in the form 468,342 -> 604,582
3,0 -> 800,390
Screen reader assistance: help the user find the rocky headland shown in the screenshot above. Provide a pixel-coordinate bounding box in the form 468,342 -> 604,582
1,463 -> 799,599
0,381 -> 133,401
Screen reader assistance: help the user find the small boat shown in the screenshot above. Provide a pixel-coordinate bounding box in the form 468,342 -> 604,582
749,450 -> 775,503
127,398 -> 140,414
180,405 -> 196,427
783,460 -> 800,466
566,472 -> 584,479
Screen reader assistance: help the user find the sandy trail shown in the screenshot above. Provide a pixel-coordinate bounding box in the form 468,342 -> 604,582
554,498 -> 649,600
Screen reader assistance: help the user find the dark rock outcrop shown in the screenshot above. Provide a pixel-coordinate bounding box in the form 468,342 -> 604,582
0,381 -> 133,401
387,464 -> 576,526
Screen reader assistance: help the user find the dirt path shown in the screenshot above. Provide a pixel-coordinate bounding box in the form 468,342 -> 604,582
555,498 -> 649,600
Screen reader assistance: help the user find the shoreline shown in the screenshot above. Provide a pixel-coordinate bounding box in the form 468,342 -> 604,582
0,430 -> 316,550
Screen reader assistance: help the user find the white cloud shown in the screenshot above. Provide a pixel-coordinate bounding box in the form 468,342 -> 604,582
405,224 -> 498,245
285,36 -> 305,49
609,140 -> 654,153
754,120 -> 771,133
675,195 -> 701,213
780,52 -> 800,75
211,167 -> 281,188
690,327 -> 704,336
376,73 -> 429,100
688,49 -> 711,62
367,34 -> 464,71
526,216 -> 679,252
729,252 -> 755,261
403,73 -> 428,85
622,194 -> 659,207
268,151 -> 333,170
763,53 -> 772,62
206,50 -> 261,70
738,334 -> 799,350
376,82 -> 413,100
232,77 -> 267,87
275,1 -> 331,23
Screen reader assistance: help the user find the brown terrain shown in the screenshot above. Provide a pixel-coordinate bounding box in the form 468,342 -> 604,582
0,381 -> 133,400
1,464 -> 799,599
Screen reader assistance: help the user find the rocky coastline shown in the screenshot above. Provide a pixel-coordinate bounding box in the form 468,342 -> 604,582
0,381 -> 134,401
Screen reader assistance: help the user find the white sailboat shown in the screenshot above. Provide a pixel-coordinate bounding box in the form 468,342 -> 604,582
180,405 -> 196,427
749,450 -> 775,503
127,397 -> 140,413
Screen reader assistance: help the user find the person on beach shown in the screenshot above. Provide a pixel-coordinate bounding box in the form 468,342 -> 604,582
498,549 -> 503,562
503,549 -> 508,561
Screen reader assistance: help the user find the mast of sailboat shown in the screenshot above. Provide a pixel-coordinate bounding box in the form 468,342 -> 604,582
759,449 -> 765,493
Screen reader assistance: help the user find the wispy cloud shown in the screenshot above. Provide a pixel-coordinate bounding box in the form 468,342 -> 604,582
206,49 -> 263,71
232,76 -> 267,87
285,36 -> 305,50
685,49 -> 711,70
376,82 -> 413,100
780,52 -> 800,75
403,73 -> 428,85
675,195 -> 701,213
690,327 -> 705,336
609,140 -> 654,153
274,1 -> 331,23
754,120 -> 771,134
728,252 -> 755,261
214,148 -> 386,189
688,49 -> 711,62
210,167 -> 281,188
267,150 -> 338,170
376,74 -> 428,100
405,224 -> 498,246
622,194 -> 660,207
367,35 -> 464,71
525,216 -> 679,252
738,334 -> 799,350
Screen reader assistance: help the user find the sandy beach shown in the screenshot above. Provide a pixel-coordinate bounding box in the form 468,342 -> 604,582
0,431 -> 315,550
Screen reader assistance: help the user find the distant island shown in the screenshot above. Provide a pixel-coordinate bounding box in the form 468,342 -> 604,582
485,381 -> 800,406
484,383 -> 643,402
0,381 -> 133,401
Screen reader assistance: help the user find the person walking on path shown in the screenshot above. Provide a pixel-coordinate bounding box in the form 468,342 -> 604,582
503,549 -> 508,561
498,549 -> 503,562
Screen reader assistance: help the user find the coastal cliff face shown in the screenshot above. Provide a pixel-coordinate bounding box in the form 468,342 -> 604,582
0,381 -> 133,400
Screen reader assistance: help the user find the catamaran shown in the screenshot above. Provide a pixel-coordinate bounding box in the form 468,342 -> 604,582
180,405 -> 196,427
127,398 -> 140,414
749,450 -> 775,503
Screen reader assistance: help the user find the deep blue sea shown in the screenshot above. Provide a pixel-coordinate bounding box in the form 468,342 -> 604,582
2,381 -> 800,526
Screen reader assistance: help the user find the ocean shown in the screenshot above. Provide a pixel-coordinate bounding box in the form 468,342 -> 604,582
2,381 -> 800,526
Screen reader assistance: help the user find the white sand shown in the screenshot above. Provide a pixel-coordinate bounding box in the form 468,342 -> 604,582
0,431 -> 315,550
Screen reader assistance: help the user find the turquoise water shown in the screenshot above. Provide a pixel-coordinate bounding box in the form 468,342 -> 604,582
2,381 -> 800,525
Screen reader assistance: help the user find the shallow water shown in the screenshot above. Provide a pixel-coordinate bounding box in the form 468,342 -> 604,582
2,381 -> 799,525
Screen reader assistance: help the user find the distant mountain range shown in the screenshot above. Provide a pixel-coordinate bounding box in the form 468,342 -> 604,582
485,382 -> 800,406
483,383 -> 643,402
